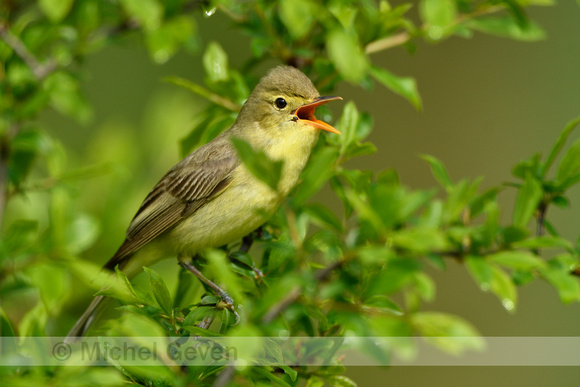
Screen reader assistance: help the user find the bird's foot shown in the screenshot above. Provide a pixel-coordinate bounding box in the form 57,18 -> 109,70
217,290 -> 240,325
179,260 -> 240,325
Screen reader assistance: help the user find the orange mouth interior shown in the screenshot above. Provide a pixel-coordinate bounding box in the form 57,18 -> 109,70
294,96 -> 342,134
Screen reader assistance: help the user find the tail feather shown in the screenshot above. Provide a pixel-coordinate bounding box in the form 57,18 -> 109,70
65,295 -> 108,343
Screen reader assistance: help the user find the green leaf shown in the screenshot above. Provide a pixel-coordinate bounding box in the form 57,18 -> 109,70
512,236 -> 572,250
467,16 -> 546,41
205,249 -> 243,303
420,0 -> 457,40
304,204 -> 344,233
44,72 -> 92,123
512,174 -> 542,228
337,101 -> 360,155
364,295 -> 403,314
541,263 -> 580,303
231,137 -> 283,191
115,266 -> 140,301
391,227 -> 449,253
253,367 -> 292,386
327,375 -> 358,387
343,141 -> 377,160
443,178 -> 481,223
203,41 -> 229,82
328,1 -> 358,30
542,117 -> 580,176
65,213 -> 100,254
0,306 -> 16,336
466,255 -> 493,291
27,263 -> 70,312
490,265 -> 517,312
280,364 -> 298,382
370,66 -> 422,110
143,267 -> 173,316
0,219 -> 38,259
69,260 -> 139,304
367,258 -> 420,296
399,188 -> 437,221
414,272 -> 436,302
502,225 -> 529,244
306,376 -> 325,387
488,250 -> 545,271
470,187 -> 500,217
345,190 -> 384,235
120,0 -> 162,31
39,0 -> 74,22
279,0 -> 315,39
411,312 -> 484,355
421,154 -> 453,191
326,28 -> 368,83
18,303 -> 47,337
292,147 -> 339,206
551,195 -> 569,209
556,137 -> 580,185
512,153 -> 541,179
145,16 -> 197,64
480,201 -> 499,247
366,185 -> 400,230
357,246 -> 396,264
182,306 -> 218,327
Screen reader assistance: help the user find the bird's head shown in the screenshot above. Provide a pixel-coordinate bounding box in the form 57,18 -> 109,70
237,66 -> 342,135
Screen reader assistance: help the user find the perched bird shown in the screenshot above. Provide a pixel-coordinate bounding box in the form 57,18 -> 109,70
66,65 -> 342,340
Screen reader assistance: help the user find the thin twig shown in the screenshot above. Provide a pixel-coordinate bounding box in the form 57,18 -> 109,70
262,286 -> 301,324
536,200 -> 547,237
262,257 -> 349,324
165,76 -> 241,112
365,31 -> 411,55
213,364 -> 235,387
364,4 -> 506,56
0,23 -> 57,80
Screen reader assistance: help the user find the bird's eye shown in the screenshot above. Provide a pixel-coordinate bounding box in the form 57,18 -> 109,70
274,97 -> 287,109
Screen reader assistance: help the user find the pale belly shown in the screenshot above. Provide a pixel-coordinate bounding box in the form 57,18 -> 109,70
167,167 -> 281,256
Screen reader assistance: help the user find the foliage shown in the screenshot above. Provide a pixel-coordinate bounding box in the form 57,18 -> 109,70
1,0 -> 579,385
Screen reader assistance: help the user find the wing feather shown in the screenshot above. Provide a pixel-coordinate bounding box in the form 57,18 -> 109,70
104,140 -> 238,270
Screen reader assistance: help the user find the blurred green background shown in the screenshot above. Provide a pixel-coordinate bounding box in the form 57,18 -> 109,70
13,0 -> 580,385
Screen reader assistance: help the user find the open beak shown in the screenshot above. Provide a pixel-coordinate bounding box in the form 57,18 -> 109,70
293,96 -> 343,134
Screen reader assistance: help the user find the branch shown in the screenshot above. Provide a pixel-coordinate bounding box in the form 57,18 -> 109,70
164,76 -> 241,112
262,257 -> 349,324
364,4 -> 506,56
536,200 -> 548,237
365,31 -> 411,55
0,23 -> 57,80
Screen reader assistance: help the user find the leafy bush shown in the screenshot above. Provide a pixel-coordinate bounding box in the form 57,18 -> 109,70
1,0 -> 579,385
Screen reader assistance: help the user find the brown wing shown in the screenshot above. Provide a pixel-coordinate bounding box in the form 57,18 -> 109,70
104,141 -> 238,270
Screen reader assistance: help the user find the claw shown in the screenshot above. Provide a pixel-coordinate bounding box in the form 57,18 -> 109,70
253,267 -> 264,280
218,291 -> 240,325
180,260 -> 240,324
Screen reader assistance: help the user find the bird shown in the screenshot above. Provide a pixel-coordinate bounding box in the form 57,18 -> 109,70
66,65 -> 342,341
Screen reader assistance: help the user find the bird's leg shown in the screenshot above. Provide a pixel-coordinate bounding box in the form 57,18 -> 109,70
178,260 -> 239,322
238,226 -> 261,253
235,227 -> 264,279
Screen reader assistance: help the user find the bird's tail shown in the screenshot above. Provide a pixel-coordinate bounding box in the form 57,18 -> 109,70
65,294 -> 108,343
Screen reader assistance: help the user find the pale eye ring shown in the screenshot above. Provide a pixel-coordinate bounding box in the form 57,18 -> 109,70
275,97 -> 287,109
